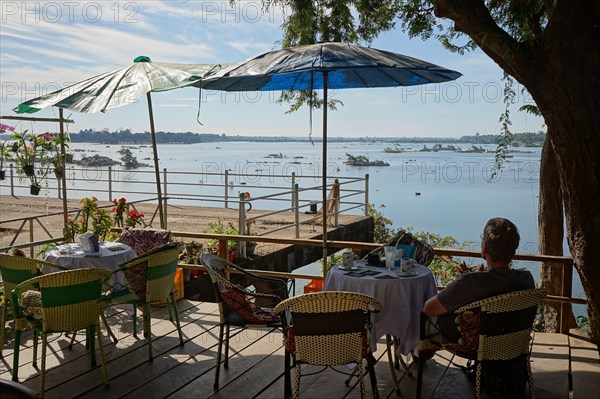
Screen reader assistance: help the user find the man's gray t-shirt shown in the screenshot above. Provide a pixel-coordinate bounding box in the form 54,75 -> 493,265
435,268 -> 535,343
437,268 -> 535,313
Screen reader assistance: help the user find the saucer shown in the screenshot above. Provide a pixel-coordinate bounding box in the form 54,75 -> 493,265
397,270 -> 418,277
338,265 -> 358,271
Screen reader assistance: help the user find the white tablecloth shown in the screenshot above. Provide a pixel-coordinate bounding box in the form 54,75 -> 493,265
324,260 -> 437,355
44,242 -> 136,286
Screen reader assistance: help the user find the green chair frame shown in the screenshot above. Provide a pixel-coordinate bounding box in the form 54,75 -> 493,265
0,254 -> 65,358
106,243 -> 184,362
11,268 -> 112,398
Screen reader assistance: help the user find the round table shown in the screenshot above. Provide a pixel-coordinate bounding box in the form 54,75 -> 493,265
324,260 -> 437,355
44,241 -> 137,286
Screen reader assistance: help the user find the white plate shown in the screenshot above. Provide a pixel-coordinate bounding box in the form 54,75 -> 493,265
338,265 -> 358,271
397,270 -> 418,277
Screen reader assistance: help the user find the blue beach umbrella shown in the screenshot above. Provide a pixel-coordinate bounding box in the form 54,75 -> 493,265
199,42 -> 462,272
13,56 -> 222,228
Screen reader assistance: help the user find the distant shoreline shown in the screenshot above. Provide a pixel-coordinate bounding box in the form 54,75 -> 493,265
0,130 -> 544,146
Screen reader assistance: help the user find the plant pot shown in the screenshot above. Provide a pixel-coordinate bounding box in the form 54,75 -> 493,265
23,164 -> 35,176
0,170 -> 5,181
54,166 -> 64,178
30,184 -> 41,196
227,250 -> 239,263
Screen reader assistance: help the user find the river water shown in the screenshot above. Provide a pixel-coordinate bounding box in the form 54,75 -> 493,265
5,140 -> 584,315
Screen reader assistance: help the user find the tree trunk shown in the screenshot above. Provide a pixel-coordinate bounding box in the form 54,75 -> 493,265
538,137 -> 575,332
433,0 -> 600,344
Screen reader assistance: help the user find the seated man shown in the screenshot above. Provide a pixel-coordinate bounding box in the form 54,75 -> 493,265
423,217 -> 534,341
423,217 -> 535,398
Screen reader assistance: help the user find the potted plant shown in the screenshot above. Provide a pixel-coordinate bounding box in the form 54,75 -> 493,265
7,130 -> 69,195
40,131 -> 70,178
10,130 -> 39,176
0,123 -> 16,180
203,219 -> 240,259
64,197 -> 119,242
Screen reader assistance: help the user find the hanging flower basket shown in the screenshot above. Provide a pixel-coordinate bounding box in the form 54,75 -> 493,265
0,170 -> 5,181
23,164 -> 35,176
30,184 -> 41,196
54,165 -> 64,178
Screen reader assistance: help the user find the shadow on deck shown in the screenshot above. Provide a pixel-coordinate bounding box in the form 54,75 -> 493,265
0,300 -> 597,398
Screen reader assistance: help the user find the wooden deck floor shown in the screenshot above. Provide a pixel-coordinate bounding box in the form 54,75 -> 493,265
1,299 -> 598,399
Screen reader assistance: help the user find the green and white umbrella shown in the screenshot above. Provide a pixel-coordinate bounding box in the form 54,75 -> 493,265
14,56 -> 222,228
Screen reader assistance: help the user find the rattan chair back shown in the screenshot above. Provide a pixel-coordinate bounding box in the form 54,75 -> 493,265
457,288 -> 547,362
0,254 -> 62,358
274,291 -> 381,366
0,254 -> 41,301
12,268 -> 112,333
416,288 -> 547,399
274,291 -> 381,399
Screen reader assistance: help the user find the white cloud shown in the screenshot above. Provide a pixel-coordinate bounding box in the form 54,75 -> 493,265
155,104 -> 191,108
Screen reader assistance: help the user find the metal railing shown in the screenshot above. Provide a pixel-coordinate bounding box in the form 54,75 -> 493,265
0,229 -> 583,336
1,164 -> 369,248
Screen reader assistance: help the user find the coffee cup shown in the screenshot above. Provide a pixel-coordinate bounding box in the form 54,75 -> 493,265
342,251 -> 354,270
400,258 -> 414,275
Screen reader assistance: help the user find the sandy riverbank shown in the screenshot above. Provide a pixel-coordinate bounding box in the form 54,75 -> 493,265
0,195 -> 365,252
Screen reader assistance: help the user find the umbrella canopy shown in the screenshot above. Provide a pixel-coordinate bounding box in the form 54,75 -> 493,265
199,42 -> 461,91
14,56 -> 222,229
199,42 -> 461,274
15,56 -> 220,114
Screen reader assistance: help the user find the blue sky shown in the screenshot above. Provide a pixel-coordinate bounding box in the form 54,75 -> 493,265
0,1 -> 543,138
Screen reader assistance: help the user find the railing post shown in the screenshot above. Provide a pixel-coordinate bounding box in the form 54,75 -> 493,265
163,168 -> 168,230
57,174 -> 62,199
10,164 -> 15,196
224,170 -> 229,209
364,173 -> 369,216
334,179 -> 340,227
560,261 -> 574,334
294,183 -> 300,238
239,192 -> 246,257
291,172 -> 296,210
219,239 -> 228,260
29,218 -> 34,257
108,166 -> 113,201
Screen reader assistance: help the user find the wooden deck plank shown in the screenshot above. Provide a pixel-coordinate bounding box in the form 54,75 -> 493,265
78,311 -> 221,398
569,334 -> 599,399
164,327 -> 283,399
529,331 -> 570,399
2,301 -> 597,399
12,301 -> 211,397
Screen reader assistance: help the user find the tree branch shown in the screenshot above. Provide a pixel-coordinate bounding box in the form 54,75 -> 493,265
433,0 -> 533,79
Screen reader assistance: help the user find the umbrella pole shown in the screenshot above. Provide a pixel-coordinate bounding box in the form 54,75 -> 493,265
322,72 -> 328,278
146,92 -> 166,229
59,108 -> 68,237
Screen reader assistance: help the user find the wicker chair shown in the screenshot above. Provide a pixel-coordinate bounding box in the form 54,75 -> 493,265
416,288 -> 547,399
200,253 -> 288,390
274,291 -> 382,399
0,254 -> 65,358
106,242 -> 183,362
10,268 -> 112,398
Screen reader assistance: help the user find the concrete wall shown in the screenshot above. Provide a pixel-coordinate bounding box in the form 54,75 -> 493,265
244,216 -> 374,273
